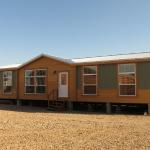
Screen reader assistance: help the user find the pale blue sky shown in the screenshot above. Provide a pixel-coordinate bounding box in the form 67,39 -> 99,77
0,0 -> 150,65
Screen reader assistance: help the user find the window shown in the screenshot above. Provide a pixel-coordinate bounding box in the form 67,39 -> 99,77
3,71 -> 12,94
118,64 -> 136,96
25,69 -> 47,94
83,66 -> 97,95
61,74 -> 67,85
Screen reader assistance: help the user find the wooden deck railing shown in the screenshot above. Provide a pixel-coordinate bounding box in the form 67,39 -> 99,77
48,89 -> 58,108
48,89 -> 58,101
48,89 -> 66,110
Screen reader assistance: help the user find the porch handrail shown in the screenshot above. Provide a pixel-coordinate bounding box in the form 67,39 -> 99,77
48,89 -> 58,101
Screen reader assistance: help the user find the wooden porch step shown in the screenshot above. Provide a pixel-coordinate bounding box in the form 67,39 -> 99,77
48,89 -> 66,111
48,100 -> 66,111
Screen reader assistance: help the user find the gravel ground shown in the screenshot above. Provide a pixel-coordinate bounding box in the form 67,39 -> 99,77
0,105 -> 150,150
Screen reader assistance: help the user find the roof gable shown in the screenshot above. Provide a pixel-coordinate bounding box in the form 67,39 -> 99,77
18,54 -> 74,69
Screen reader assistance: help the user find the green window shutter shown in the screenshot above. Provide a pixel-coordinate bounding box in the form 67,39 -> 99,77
76,66 -> 82,89
98,65 -> 101,87
137,62 -> 150,89
0,71 -> 3,90
12,71 -> 17,89
99,64 -> 117,88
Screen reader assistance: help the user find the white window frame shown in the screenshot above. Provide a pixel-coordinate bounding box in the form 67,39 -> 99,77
118,64 -> 136,96
3,71 -> 13,94
25,69 -> 47,94
83,66 -> 97,96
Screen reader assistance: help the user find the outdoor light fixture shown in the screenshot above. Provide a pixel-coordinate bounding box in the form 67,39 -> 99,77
53,71 -> 57,74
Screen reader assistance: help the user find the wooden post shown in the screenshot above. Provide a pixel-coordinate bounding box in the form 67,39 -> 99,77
67,101 -> 73,111
106,103 -> 111,114
17,100 -> 22,107
148,104 -> 150,115
29,101 -> 32,107
88,104 -> 93,112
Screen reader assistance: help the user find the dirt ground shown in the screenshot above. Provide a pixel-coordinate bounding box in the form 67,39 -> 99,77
0,105 -> 150,150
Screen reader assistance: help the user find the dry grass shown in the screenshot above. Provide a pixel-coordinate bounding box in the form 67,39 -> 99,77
0,105 -> 150,150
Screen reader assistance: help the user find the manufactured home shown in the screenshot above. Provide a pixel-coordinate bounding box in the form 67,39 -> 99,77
0,52 -> 150,114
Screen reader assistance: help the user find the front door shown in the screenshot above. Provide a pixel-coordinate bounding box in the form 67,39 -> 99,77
58,72 -> 68,98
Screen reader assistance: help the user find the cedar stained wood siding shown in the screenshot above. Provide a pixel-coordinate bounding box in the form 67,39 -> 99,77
18,56 -> 76,101
77,64 -> 118,102
0,58 -> 150,104
0,70 -> 17,99
77,62 -> 150,104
